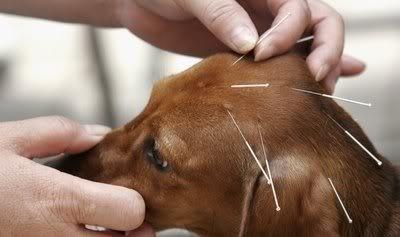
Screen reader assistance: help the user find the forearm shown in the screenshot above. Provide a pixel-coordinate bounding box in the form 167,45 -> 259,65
0,0 -> 121,27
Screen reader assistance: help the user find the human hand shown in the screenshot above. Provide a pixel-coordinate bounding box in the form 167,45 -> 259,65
0,116 -> 154,237
116,0 -> 365,93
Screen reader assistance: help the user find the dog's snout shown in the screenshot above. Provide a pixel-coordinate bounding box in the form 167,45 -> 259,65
45,154 -> 86,176
46,145 -> 102,181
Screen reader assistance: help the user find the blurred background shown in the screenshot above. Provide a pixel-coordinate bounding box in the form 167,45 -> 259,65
0,0 -> 399,236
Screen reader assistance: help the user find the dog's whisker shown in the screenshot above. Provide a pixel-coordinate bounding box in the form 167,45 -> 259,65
231,83 -> 270,88
258,125 -> 281,212
292,88 -> 372,107
296,35 -> 314,43
328,178 -> 353,224
231,13 -> 291,66
226,110 -> 271,184
325,113 -> 383,166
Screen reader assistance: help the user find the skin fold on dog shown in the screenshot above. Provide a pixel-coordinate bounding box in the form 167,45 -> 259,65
51,53 -> 400,237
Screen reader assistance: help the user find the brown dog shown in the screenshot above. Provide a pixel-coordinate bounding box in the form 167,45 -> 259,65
53,53 -> 400,237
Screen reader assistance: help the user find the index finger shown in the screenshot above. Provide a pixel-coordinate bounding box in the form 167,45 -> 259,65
254,0 -> 311,61
0,116 -> 110,158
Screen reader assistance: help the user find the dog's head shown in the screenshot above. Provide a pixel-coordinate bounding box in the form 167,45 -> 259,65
54,53 -> 396,237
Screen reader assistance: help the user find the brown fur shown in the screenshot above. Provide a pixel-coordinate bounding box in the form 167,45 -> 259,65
52,53 -> 400,236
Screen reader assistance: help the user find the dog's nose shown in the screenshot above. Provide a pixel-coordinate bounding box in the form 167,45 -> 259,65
46,145 -> 107,182
45,154 -> 86,176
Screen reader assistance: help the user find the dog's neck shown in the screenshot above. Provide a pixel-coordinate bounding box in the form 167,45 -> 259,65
241,157 -> 339,237
241,153 -> 399,237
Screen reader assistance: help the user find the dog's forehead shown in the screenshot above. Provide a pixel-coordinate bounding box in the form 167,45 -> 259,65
153,53 -> 313,97
134,52 -> 323,148
141,53 -> 320,137
150,53 -> 314,112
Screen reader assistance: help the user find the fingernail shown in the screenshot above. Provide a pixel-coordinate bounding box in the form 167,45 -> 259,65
83,124 -> 112,136
345,55 -> 366,68
231,26 -> 257,54
316,64 -> 329,81
354,59 -> 366,69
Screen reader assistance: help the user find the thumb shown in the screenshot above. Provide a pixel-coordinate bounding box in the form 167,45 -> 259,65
0,116 -> 111,158
57,172 -> 146,231
183,0 -> 258,54
35,163 -> 145,232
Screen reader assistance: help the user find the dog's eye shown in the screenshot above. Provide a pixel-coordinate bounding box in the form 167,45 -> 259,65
144,139 -> 169,171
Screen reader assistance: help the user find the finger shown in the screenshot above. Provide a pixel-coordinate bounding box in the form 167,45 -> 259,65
126,223 -> 156,237
306,1 -> 344,81
0,116 -> 111,158
320,55 -> 365,94
340,54 -> 366,77
135,0 -> 192,20
54,170 -> 145,231
182,0 -> 258,54
320,64 -> 341,94
254,0 -> 311,61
